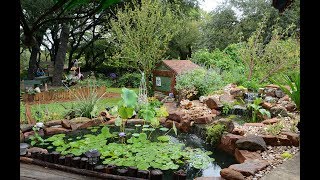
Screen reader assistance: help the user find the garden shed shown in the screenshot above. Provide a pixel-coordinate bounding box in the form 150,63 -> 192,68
152,60 -> 200,96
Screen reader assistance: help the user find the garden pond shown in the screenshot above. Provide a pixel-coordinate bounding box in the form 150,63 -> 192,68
29,125 -> 236,179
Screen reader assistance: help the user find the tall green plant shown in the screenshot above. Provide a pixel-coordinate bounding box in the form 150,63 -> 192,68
65,83 -> 106,118
271,73 -> 300,110
109,0 -> 181,82
247,98 -> 271,122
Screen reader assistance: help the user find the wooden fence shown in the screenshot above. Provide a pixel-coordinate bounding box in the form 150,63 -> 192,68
22,86 -> 107,103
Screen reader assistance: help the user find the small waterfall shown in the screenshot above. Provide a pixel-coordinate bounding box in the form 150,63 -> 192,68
244,92 -> 259,104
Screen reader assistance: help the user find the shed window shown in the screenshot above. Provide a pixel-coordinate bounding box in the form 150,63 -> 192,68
156,77 -> 161,86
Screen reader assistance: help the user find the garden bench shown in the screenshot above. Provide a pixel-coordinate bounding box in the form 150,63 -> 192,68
21,80 -> 42,89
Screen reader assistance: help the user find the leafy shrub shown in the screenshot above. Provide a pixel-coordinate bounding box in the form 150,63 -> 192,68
222,103 -> 233,115
175,68 -> 225,98
66,86 -> 106,118
271,72 -> 300,110
192,46 -> 241,71
114,73 -> 141,88
206,124 -> 226,146
247,98 -> 271,122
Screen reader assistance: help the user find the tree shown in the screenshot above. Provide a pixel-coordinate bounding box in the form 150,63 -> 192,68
20,0 -> 121,80
199,5 -> 239,51
237,15 -> 267,81
109,0 -> 181,80
229,0 -> 300,42
52,23 -> 70,86
238,15 -> 300,83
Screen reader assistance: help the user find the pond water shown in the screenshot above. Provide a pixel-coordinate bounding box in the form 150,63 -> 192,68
165,133 -> 236,179
34,125 -> 236,180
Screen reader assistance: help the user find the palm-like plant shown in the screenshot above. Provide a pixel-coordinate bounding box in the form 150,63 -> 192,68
271,73 -> 300,110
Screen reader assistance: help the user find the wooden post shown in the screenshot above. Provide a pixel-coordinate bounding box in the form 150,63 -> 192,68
173,170 -> 186,180
45,83 -> 48,91
94,165 -> 105,172
71,157 -> 81,168
58,156 -> 65,165
137,170 -> 149,179
87,163 -> 95,171
80,157 -> 88,169
44,153 -> 53,163
37,153 -> 45,161
51,151 -> 60,163
65,154 -> 73,166
127,166 -> 138,177
150,169 -> 163,180
30,152 -> 38,159
117,168 -> 128,176
105,164 -> 117,174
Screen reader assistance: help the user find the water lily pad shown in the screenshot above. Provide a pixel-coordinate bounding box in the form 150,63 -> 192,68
159,127 -> 169,131
91,128 -> 98,132
157,135 -> 170,142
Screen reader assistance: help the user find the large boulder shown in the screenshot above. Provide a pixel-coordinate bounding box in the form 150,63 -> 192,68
179,119 -> 191,133
44,127 -> 70,136
235,135 -> 267,151
212,118 -> 234,133
219,93 -> 236,104
261,135 -> 292,146
194,114 -> 215,124
275,89 -> 285,98
234,148 -> 262,163
232,128 -> 245,136
20,124 -> 33,133
270,106 -> 288,117
285,103 -> 296,112
77,118 -> 102,129
264,96 -> 278,103
261,118 -> 280,125
218,133 -> 244,155
69,117 -> 92,124
204,97 -> 223,110
61,119 -> 71,129
229,159 -> 269,176
220,168 -> 245,180
24,129 -> 44,140
45,120 -> 62,127
281,131 -> 300,147
168,111 -> 186,123
264,88 -> 276,97
261,102 -> 273,110
27,147 -> 48,154
230,87 -> 247,99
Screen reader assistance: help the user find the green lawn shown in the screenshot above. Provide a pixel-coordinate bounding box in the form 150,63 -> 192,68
20,88 -> 138,123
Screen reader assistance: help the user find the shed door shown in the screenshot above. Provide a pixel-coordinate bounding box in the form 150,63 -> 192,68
154,76 -> 171,92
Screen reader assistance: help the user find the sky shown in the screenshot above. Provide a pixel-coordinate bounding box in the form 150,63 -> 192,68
199,0 -> 224,12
